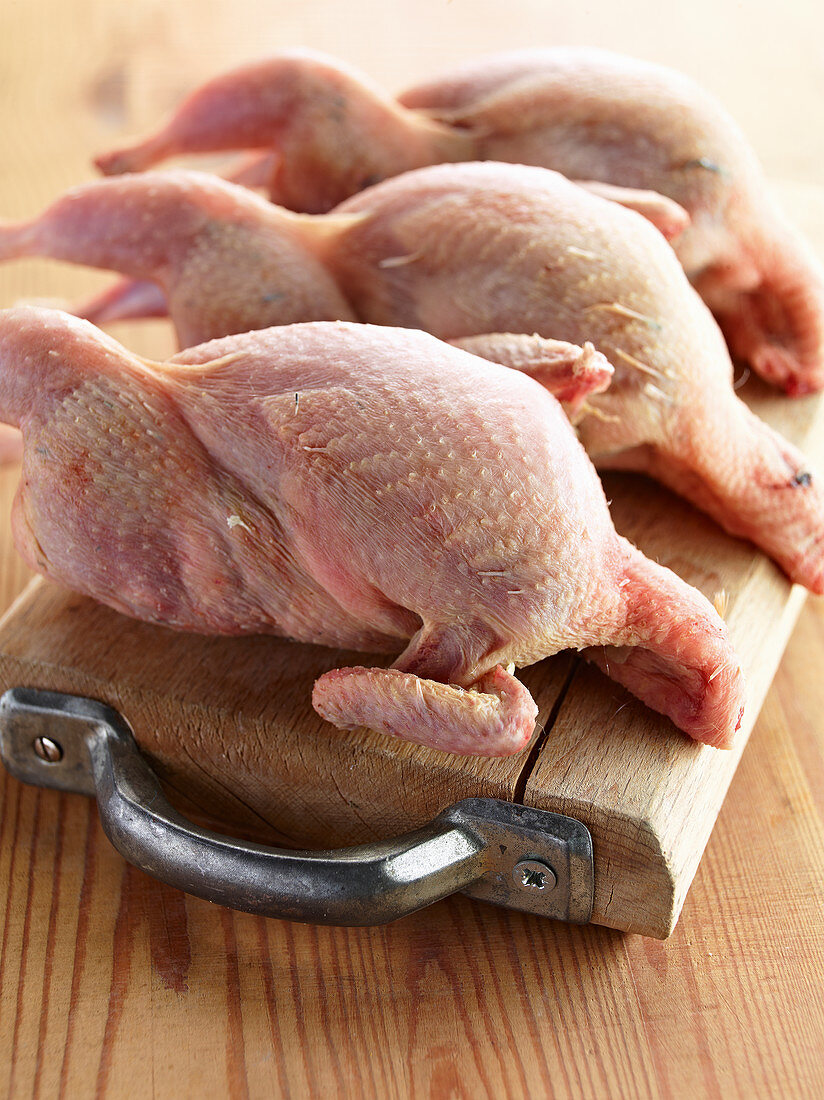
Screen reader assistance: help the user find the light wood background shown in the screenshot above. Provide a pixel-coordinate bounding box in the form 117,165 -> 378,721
1,1 -> 824,1097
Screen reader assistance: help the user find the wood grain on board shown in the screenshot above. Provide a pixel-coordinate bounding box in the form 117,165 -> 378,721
0,578 -> 568,848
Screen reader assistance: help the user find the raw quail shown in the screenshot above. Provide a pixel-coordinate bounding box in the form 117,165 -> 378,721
94,47 -> 824,392
400,49 -> 824,393
0,170 -> 357,348
323,162 -> 824,593
0,307 -> 744,753
94,50 -> 473,214
5,164 -> 822,591
0,170 -> 613,412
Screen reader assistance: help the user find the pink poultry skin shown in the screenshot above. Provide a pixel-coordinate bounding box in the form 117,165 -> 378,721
327,163 -> 824,593
0,172 -> 358,349
0,307 -> 744,753
1,165 -> 822,592
0,424 -> 21,463
93,47 -> 824,394
94,51 -> 474,215
0,170 -> 612,414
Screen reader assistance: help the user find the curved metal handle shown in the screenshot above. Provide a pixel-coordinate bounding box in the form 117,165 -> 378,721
0,688 -> 593,926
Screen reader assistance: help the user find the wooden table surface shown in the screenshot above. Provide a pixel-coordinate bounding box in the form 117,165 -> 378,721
2,2 -> 824,1097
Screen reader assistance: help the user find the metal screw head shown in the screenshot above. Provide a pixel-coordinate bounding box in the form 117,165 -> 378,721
513,858 -> 557,892
33,736 -> 63,763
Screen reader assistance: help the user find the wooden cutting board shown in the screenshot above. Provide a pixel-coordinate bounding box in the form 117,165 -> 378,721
1,369 -> 821,939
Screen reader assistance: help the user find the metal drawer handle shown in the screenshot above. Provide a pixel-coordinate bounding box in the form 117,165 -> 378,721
0,688 -> 594,926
